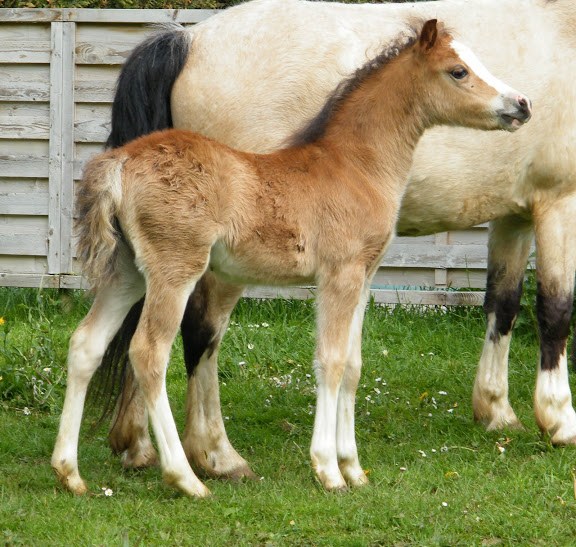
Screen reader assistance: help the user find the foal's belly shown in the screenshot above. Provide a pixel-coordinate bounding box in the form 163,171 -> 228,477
209,240 -> 316,287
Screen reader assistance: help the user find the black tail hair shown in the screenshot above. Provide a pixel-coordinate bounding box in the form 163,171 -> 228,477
106,23 -> 192,149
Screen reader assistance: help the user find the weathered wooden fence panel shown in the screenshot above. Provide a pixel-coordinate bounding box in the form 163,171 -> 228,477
0,8 -> 532,304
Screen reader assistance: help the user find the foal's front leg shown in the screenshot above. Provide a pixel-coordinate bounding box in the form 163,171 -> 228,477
532,197 -> 576,444
336,283 -> 371,487
472,216 -> 533,430
311,269 -> 366,491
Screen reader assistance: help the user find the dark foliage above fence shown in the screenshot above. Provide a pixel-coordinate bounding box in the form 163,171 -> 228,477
4,0 -> 417,9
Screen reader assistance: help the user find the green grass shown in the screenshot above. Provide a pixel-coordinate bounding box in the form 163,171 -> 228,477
1,288 -> 575,545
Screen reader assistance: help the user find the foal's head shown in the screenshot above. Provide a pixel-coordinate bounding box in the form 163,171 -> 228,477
415,19 -> 531,131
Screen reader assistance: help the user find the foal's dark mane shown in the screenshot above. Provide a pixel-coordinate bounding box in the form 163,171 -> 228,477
289,22 -> 444,147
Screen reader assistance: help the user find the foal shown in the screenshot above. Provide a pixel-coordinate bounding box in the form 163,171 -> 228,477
52,20 -> 531,497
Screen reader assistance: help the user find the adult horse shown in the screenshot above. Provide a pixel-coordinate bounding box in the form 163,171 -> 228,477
53,20 -> 530,497
104,0 -> 576,480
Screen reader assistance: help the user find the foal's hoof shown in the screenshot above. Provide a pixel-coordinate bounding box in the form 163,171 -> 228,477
163,472 -> 213,499
315,470 -> 348,492
53,467 -> 88,495
340,462 -> 370,488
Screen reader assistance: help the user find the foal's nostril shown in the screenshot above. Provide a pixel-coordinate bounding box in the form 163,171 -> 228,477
518,95 -> 532,114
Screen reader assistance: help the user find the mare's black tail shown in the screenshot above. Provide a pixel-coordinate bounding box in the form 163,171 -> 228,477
87,25 -> 191,432
106,23 -> 192,149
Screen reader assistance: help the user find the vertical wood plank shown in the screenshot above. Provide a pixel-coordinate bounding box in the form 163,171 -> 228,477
48,21 -> 63,274
434,232 -> 448,287
59,21 -> 76,274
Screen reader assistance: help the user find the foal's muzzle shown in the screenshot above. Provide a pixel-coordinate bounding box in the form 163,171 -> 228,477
498,93 -> 532,131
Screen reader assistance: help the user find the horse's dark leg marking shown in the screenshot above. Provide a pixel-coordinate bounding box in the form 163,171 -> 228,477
181,275 -> 218,378
537,284 -> 573,371
483,270 -> 523,341
473,216 -> 533,430
532,196 -> 576,444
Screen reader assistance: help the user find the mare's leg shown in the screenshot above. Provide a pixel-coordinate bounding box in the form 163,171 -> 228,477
472,216 -> 533,430
128,276 -> 210,497
336,283 -> 371,487
52,275 -> 145,494
311,267 -> 366,491
181,273 -> 254,479
532,196 -> 576,444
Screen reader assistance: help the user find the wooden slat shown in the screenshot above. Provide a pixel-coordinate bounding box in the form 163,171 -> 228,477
59,274 -> 89,289
0,42 -> 51,64
381,243 -> 488,269
244,286 -> 485,306
59,21 -> 76,274
0,104 -> 50,139
0,272 -> 61,289
434,232 -> 449,286
74,117 -> 111,144
0,155 -> 49,178
0,10 -> 61,23
75,41 -> 142,65
74,80 -> 115,103
0,81 -> 50,102
48,21 -> 64,274
0,233 -> 48,255
0,192 -> 48,215
0,8 -> 216,24
0,117 -> 50,139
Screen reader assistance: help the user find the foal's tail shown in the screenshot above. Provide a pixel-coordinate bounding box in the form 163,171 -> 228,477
76,153 -> 125,291
106,24 -> 192,149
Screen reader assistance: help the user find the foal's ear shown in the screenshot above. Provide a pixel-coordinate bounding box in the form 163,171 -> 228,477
419,19 -> 438,53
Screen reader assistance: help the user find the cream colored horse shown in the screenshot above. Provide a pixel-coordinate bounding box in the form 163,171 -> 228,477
104,0 -> 576,480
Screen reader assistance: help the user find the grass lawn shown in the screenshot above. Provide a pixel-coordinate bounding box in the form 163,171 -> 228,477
0,288 -> 575,546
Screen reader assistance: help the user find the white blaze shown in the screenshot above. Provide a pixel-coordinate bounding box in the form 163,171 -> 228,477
450,40 -> 518,97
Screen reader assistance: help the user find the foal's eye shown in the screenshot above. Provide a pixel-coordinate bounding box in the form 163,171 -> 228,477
450,67 -> 468,80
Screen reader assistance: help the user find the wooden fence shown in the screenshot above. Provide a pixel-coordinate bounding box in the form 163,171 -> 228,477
0,8 -> 531,305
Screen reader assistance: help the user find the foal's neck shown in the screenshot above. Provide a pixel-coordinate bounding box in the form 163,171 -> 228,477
319,53 -> 427,189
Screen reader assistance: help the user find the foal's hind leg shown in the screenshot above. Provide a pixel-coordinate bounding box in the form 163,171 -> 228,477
109,274 -> 253,478
128,276 -> 210,497
52,279 -> 144,494
472,216 -> 533,431
532,196 -> 576,444
311,267 -> 366,491
180,273 -> 254,480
